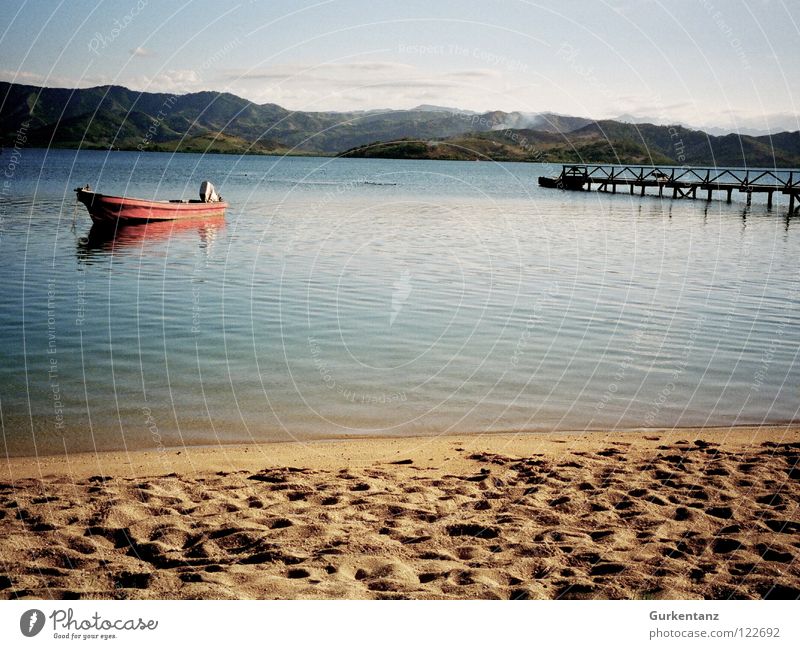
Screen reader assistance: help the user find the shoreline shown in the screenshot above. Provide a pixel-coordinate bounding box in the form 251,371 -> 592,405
5,424 -> 799,480
2,424 -> 798,599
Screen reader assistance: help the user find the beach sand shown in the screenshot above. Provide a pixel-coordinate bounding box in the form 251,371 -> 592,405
1,426 -> 798,599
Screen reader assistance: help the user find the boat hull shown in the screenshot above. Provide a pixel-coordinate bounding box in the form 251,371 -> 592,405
538,176 -> 563,189
76,189 -> 227,225
538,175 -> 586,190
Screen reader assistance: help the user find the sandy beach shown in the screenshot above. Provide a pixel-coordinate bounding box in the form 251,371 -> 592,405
1,425 -> 798,600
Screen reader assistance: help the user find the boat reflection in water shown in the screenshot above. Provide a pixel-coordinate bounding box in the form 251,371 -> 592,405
76,216 -> 225,264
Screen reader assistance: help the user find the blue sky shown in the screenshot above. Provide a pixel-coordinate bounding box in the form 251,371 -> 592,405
1,0 -> 798,131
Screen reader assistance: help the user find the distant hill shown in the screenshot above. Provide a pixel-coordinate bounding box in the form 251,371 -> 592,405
613,113 -> 800,137
1,82 -> 798,166
338,133 -> 673,165
341,121 -> 800,167
565,120 -> 800,167
147,132 -> 289,155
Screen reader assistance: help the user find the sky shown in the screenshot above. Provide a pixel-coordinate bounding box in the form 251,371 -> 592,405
0,0 -> 798,132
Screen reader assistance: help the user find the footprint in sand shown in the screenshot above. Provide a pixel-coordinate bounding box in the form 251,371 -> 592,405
447,524 -> 499,539
756,544 -> 794,563
756,493 -> 785,507
115,572 -> 151,589
589,530 -> 614,541
712,538 -> 742,554
763,519 -> 800,534
706,506 -> 733,519
589,562 -> 625,576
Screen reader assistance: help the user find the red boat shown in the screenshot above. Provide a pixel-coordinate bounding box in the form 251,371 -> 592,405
74,181 -> 227,225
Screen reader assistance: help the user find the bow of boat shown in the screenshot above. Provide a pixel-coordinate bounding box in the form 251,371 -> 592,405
74,183 -> 228,225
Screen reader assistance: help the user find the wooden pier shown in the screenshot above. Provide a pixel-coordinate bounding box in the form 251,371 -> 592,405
538,165 -> 800,213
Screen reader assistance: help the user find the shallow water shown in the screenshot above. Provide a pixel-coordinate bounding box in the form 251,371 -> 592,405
0,149 -> 798,456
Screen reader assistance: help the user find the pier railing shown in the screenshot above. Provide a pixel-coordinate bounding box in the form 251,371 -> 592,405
546,164 -> 800,212
564,165 -> 798,189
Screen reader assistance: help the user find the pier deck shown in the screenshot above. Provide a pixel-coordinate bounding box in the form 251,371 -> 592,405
539,164 -> 800,212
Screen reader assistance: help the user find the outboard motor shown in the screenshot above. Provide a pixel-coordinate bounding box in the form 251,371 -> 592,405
199,180 -> 220,203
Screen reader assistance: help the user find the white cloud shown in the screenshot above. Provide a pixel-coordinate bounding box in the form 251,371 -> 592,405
212,61 -> 512,110
0,68 -> 108,89
129,47 -> 154,58
128,69 -> 204,93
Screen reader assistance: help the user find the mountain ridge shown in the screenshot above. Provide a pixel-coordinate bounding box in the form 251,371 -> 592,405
2,82 -> 798,166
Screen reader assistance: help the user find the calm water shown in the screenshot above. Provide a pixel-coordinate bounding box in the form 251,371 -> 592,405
0,149 -> 798,456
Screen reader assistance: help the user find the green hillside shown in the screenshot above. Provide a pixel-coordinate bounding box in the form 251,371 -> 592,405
341,124 -> 800,167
